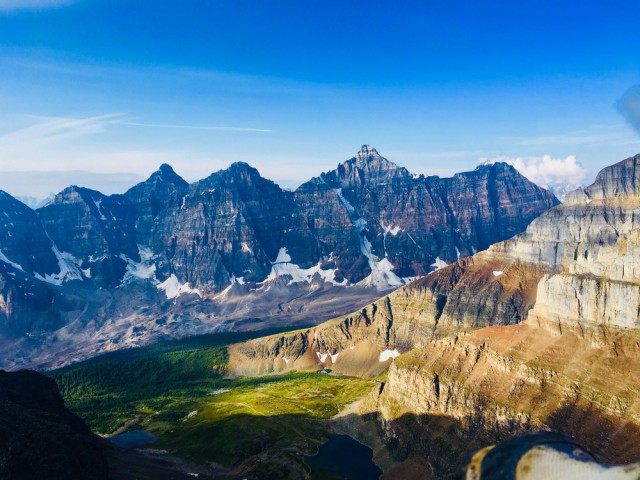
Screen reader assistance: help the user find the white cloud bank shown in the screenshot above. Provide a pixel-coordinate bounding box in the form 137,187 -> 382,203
481,154 -> 587,199
0,0 -> 74,12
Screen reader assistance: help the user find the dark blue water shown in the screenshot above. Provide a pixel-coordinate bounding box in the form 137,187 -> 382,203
305,434 -> 382,480
108,430 -> 158,448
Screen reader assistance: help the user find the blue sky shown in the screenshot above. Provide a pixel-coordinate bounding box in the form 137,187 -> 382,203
0,0 -> 639,198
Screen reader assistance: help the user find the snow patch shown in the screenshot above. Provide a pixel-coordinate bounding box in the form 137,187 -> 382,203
379,349 -> 401,362
331,191 -> 406,291
35,247 -> 84,285
0,251 -> 24,272
316,351 -> 339,363
316,351 -> 329,363
121,247 -> 157,282
493,270 -> 504,277
273,247 -> 292,264
333,188 -> 355,214
358,256 -> 404,290
267,247 -> 346,286
157,274 -> 202,300
430,257 -> 448,271
381,220 -> 402,236
215,274 -> 245,297
93,199 -> 107,221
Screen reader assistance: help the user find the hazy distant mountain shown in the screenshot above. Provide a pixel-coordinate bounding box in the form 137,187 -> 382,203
16,193 -> 54,210
0,146 -> 558,369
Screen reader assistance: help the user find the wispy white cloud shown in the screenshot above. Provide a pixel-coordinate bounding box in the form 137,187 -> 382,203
121,122 -> 271,133
0,113 -> 124,147
1,51 -> 337,98
480,154 -> 588,199
0,113 -> 270,145
0,0 -> 74,12
514,124 -> 640,148
0,112 -> 278,196
0,113 -> 271,172
0,110 -> 286,199
617,85 -> 640,136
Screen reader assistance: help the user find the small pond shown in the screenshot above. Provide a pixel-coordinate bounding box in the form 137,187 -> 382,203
108,430 -> 158,448
305,434 -> 382,480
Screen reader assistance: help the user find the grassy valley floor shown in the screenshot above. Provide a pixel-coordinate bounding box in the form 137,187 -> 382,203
50,334 -> 378,479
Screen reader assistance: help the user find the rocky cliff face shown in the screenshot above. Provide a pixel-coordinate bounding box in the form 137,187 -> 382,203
227,256 -> 548,376
0,190 -> 83,336
228,153 -> 640,477
364,154 -> 640,476
310,146 -> 558,282
0,146 -> 556,369
366,324 -> 640,478
229,154 -> 640,357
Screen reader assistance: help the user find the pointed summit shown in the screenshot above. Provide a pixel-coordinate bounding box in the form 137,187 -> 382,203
158,163 -> 176,175
312,145 -> 410,189
147,163 -> 188,187
356,145 -> 380,159
124,163 -> 188,202
227,161 -> 258,174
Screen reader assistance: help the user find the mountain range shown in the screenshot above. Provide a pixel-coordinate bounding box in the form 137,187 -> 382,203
0,145 -> 558,369
229,153 -> 640,477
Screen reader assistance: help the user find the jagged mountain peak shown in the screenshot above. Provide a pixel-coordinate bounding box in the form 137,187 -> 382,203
194,161 -> 282,198
475,160 -> 511,171
220,162 -> 280,186
320,145 -> 409,187
356,144 -> 381,159
348,145 -> 397,168
49,185 -> 105,205
564,152 -> 640,205
146,163 -> 188,187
